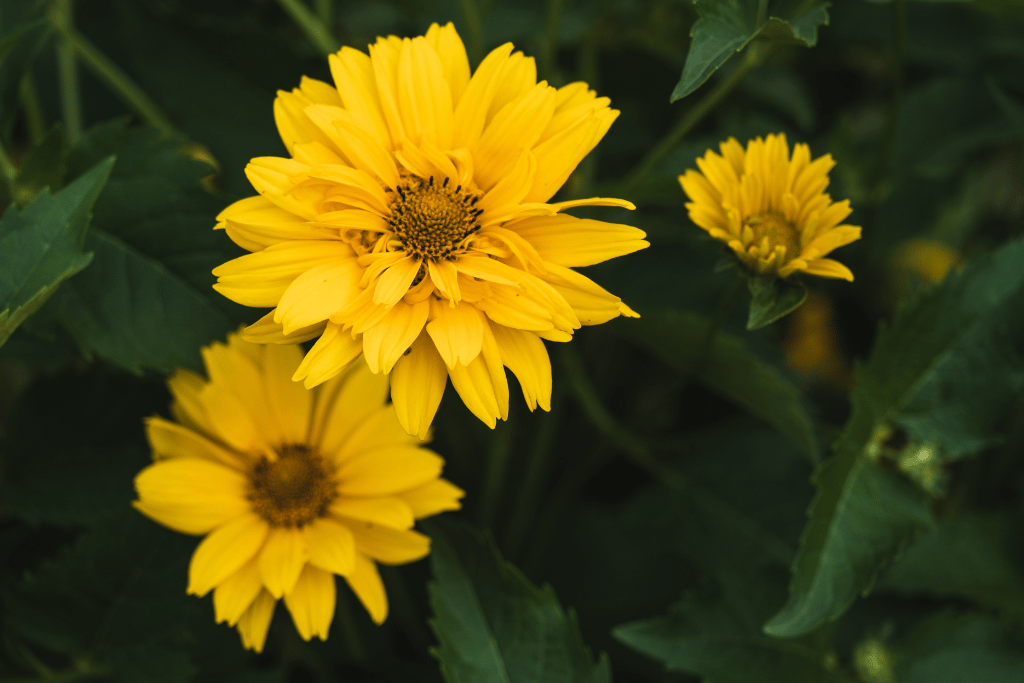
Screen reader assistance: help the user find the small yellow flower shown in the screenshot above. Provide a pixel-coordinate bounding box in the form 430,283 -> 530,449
133,334 -> 463,652
212,23 -> 647,437
679,133 -> 861,281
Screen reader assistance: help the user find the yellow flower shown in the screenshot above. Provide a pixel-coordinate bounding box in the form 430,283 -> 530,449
212,23 -> 647,437
133,333 -> 463,652
679,133 -> 861,281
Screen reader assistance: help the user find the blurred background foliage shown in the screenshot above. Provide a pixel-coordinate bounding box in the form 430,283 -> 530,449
2,0 -> 1024,681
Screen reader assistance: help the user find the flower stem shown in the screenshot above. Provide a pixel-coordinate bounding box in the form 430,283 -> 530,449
275,0 -> 340,55
19,75 -> 46,145
0,139 -> 18,193
477,412 -> 515,530
539,0 -> 564,82
49,15 -> 175,135
457,0 -> 486,65
52,0 -> 82,144
616,47 -> 765,196
501,387 -> 563,561
314,0 -> 333,25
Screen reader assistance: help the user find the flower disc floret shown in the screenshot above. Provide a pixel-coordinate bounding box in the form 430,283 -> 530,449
133,334 -> 463,652
211,23 -> 649,437
679,133 -> 861,281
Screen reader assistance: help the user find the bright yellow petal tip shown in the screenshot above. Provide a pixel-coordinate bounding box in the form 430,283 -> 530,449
678,133 -> 861,282
211,22 -> 648,434
133,332 -> 462,652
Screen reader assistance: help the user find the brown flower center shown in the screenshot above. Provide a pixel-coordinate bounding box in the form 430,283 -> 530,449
248,444 -> 335,528
387,175 -> 483,261
743,212 -> 801,264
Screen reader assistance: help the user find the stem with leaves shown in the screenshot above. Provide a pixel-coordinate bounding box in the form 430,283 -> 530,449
52,0 -> 82,143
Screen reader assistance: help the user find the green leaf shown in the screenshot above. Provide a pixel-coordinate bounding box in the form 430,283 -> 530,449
3,511 -> 197,681
615,572 -> 845,683
40,121 -> 247,374
746,274 -> 809,330
0,366 -> 167,526
618,310 -> 817,458
877,513 -> 1024,621
765,235 -> 1024,637
672,1 -> 830,101
0,157 -> 112,348
895,611 -> 1024,683
426,518 -> 611,683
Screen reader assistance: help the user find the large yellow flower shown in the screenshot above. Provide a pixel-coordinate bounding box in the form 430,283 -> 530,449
679,133 -> 861,281
133,333 -> 463,652
212,23 -> 648,437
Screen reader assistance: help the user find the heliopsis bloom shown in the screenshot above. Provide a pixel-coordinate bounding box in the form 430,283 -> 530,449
212,23 -> 647,437
679,133 -> 861,281
133,334 -> 463,652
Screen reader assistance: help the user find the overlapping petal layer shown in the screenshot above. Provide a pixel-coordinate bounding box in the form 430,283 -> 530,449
678,133 -> 861,281
133,334 -> 463,651
213,23 -> 648,436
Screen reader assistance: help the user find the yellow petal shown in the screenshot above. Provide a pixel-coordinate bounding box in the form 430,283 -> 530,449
451,42 -> 514,149
213,556 -> 264,626
447,322 -> 509,426
329,404 -> 419,464
397,37 -> 453,150
166,368 -> 214,435
802,258 -> 855,281
260,344 -> 312,444
312,361 -> 391,454
345,523 -> 430,565
426,300 -> 485,368
133,459 -> 250,535
213,241 -> 353,310
328,47 -> 391,146
329,497 -> 415,530
242,311 -> 326,346
425,22 -> 470,105
398,479 -> 464,519
217,196 -> 339,251
525,107 -> 618,203
245,157 -> 316,220
292,322 -> 363,388
540,263 -> 625,326
275,259 -> 363,334
361,299 -> 430,374
336,446 -> 444,496
491,324 -> 552,411
373,256 -> 422,307
284,564 -> 336,641
304,517 -> 357,576
144,416 -> 243,470
259,527 -> 309,598
391,331 -> 448,440
188,513 -> 269,597
327,113 -> 401,188
473,81 -> 556,191
344,553 -> 388,624
369,36 -> 407,145
236,589 -> 277,653
512,214 -> 648,268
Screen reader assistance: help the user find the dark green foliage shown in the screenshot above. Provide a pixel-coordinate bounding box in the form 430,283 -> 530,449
427,519 -> 610,683
39,121 -> 246,374
746,273 -> 809,331
0,157 -> 111,347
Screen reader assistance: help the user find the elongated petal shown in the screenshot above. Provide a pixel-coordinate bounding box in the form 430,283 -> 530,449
144,416 -> 243,470
345,523 -> 430,565
134,459 -> 250,535
259,527 -> 309,598
337,446 -> 444,496
329,497 -> 415,529
391,331 -> 448,440
284,564 -> 336,641
361,300 -> 430,374
237,589 -> 277,653
189,513 -> 269,597
213,557 -> 264,626
345,553 -> 388,624
261,344 -> 313,444
312,361 -> 390,453
426,301 -> 485,368
512,214 -> 648,268
491,324 -> 552,411
304,517 -> 357,576
275,259 -> 363,334
447,322 -> 509,426
398,479 -> 465,519
293,322 -> 363,388
242,311 -> 327,345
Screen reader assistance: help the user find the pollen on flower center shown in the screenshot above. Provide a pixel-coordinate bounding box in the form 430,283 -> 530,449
742,212 -> 801,265
248,444 -> 335,527
387,175 -> 483,262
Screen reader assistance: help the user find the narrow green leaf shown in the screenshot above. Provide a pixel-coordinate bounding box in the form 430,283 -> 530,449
615,578 -> 846,683
0,157 -> 112,348
40,121 -> 246,374
765,235 -> 1024,637
672,1 -> 830,101
427,518 -> 611,683
746,274 -> 808,330
618,310 -> 817,458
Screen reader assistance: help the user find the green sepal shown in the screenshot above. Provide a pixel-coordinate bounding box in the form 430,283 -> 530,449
746,274 -> 808,330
